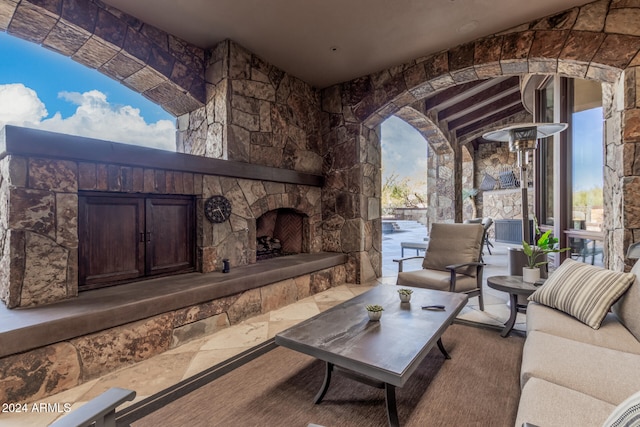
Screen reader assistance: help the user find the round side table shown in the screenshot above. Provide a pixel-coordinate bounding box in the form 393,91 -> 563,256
487,275 -> 541,337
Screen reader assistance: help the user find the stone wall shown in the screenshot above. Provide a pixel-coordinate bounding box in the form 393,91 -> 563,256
0,266 -> 346,403
483,189 -> 535,223
178,40 -> 323,175
427,148 -> 455,223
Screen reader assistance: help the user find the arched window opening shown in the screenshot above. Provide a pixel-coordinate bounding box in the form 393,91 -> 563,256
0,33 -> 176,151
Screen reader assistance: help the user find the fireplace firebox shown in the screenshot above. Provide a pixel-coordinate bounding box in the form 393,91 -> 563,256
256,208 -> 307,260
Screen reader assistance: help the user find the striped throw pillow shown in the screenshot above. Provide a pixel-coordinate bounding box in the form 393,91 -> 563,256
528,259 -> 635,329
602,390 -> 640,427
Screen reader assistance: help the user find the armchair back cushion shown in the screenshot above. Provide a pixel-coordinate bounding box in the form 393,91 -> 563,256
422,223 -> 484,276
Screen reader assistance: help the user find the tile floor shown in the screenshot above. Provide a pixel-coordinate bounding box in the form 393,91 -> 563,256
0,223 -> 523,427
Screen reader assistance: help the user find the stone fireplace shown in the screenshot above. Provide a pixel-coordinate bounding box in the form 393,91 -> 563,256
256,209 -> 308,260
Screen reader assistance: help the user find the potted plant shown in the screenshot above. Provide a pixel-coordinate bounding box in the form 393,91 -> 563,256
522,226 -> 570,283
397,288 -> 413,302
365,304 -> 384,321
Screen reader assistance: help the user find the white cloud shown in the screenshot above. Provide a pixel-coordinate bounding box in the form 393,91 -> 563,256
0,85 -> 176,151
0,83 -> 48,126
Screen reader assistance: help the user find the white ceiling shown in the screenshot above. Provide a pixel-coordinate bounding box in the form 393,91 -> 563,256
102,0 -> 591,88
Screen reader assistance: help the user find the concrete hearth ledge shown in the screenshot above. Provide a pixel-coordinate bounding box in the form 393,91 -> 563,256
0,252 -> 347,358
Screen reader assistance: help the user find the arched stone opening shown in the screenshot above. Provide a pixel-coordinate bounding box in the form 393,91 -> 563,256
393,106 -> 453,227
1,0 -> 205,117
322,2 -> 640,278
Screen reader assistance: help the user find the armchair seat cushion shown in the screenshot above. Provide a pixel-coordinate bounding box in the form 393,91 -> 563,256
397,269 -> 478,292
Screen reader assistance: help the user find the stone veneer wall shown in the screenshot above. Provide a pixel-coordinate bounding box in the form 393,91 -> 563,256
178,40 -> 323,175
0,266 -> 346,404
0,131 -> 323,308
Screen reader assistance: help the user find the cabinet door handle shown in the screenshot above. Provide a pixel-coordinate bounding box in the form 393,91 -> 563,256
146,232 -> 151,243
139,232 -> 145,243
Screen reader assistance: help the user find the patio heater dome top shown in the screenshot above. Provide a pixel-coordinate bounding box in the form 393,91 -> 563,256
482,123 -> 568,152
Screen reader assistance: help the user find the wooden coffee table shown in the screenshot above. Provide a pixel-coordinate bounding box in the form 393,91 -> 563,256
275,285 -> 468,427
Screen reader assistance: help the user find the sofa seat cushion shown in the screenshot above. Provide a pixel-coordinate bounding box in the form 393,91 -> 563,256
396,269 -> 477,292
528,259 -> 635,329
516,377 -> 615,427
526,302 -> 640,354
521,331 -> 640,406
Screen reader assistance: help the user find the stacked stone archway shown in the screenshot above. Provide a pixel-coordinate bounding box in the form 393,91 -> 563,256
322,0 -> 640,277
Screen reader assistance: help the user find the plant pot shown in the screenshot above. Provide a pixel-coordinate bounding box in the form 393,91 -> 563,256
523,267 -> 540,284
399,293 -> 411,303
367,310 -> 382,321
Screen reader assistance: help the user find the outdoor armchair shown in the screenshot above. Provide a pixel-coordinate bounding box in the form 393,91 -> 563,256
394,222 -> 485,310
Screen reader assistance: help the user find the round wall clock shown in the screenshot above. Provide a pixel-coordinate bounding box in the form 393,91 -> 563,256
204,195 -> 232,223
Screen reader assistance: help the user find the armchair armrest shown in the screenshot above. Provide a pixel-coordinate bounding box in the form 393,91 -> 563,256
445,262 -> 484,292
393,256 -> 424,273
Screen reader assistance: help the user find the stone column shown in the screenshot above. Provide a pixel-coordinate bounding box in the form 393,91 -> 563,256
427,149 -> 456,224
0,155 -> 78,308
321,83 -> 381,283
620,68 -> 640,269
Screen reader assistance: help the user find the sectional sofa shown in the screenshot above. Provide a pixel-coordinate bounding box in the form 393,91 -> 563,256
515,258 -> 640,426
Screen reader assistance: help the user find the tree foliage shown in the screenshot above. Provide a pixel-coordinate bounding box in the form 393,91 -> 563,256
382,172 -> 428,212
573,187 -> 603,208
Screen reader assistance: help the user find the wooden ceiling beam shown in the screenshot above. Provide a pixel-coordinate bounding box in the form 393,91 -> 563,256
446,91 -> 523,131
424,80 -> 488,110
437,76 -> 520,122
455,104 -> 526,138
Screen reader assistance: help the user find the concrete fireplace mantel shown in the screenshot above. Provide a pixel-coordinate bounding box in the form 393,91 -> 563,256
0,126 -> 324,187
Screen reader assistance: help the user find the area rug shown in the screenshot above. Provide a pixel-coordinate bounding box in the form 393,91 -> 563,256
130,323 -> 523,427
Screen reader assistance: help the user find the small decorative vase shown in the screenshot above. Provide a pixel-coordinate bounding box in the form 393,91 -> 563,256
523,267 -> 540,283
367,310 -> 382,321
399,293 -> 411,303
222,259 -> 230,273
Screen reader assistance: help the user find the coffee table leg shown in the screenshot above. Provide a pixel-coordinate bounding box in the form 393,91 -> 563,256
314,361 -> 333,404
501,293 -> 519,337
437,338 -> 451,359
385,383 -> 399,427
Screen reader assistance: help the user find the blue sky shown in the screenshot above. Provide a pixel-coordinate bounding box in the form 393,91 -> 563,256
381,116 -> 429,190
572,107 -> 604,191
0,32 -> 176,150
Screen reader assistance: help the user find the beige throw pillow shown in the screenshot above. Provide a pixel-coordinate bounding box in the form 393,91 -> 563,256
529,258 -> 635,329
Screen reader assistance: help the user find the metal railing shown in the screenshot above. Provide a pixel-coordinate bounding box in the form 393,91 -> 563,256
49,388 -> 136,427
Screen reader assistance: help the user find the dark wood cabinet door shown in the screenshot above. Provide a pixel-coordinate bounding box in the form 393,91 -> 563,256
145,197 -> 195,276
79,195 -> 145,289
79,193 -> 195,290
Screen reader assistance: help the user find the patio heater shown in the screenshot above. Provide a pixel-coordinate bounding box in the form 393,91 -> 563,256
482,123 -> 567,244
